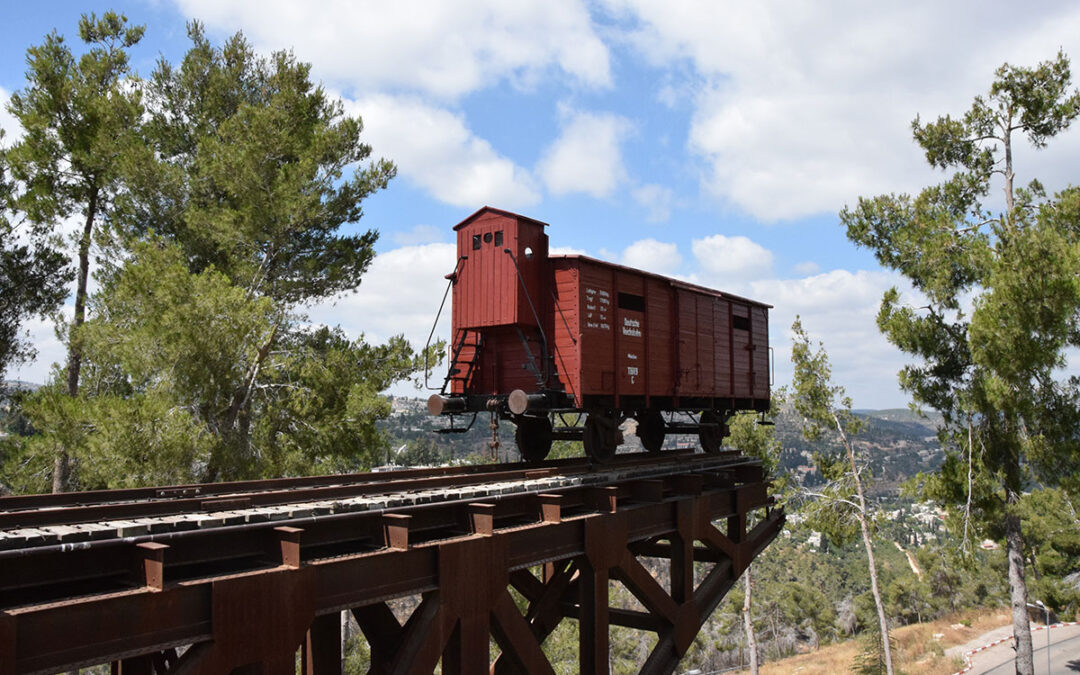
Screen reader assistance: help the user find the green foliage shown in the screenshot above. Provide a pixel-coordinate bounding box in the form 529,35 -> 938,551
790,316 -> 863,441
843,51 -> 1080,492
5,11 -> 144,232
790,318 -> 866,546
852,626 -> 897,675
843,51 -> 1080,668
728,388 -> 785,475
5,11 -> 147,489
0,146 -> 70,375
118,22 -> 395,305
778,581 -> 837,645
1018,488 -> 1080,619
2,18 -> 434,489
791,316 -> 895,672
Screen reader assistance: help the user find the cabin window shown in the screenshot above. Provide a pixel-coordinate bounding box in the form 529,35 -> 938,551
494,231 -> 503,246
472,234 -> 482,250
484,232 -> 493,243
733,315 -> 750,331
618,292 -> 646,312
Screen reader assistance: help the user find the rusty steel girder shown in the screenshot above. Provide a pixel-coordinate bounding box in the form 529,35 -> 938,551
1,459 -> 783,675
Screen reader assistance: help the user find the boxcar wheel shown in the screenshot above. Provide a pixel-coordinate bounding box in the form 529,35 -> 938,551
515,416 -> 553,463
637,410 -> 666,453
699,410 -> 727,454
584,415 -> 616,463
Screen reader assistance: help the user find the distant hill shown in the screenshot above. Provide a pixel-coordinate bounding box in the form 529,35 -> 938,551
774,405 -> 944,494
1,380 -> 41,394
384,397 -> 946,493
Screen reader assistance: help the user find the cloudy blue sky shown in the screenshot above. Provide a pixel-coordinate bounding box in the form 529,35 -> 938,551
4,1 -> 1080,408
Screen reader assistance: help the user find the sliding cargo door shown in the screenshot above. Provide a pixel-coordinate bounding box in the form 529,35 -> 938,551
732,303 -> 753,399
676,289 -> 716,397
712,297 -> 732,398
751,305 -> 770,400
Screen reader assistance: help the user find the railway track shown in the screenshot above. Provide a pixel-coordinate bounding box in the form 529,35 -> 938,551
1,451 -> 767,609
0,451 -> 755,549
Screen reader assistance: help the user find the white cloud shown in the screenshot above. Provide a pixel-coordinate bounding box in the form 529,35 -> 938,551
691,234 -> 773,287
346,95 -> 540,209
603,0 -> 1080,221
0,87 -> 21,147
550,245 -> 588,256
391,224 -> 445,247
750,269 -> 917,409
793,261 -> 820,276
620,238 -> 681,275
175,0 -> 611,98
538,108 -> 631,198
303,242 -> 455,396
307,242 -> 457,351
5,314 -> 66,385
631,183 -> 673,222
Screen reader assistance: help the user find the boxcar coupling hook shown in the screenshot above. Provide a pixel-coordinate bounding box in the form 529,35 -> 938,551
487,397 -> 502,459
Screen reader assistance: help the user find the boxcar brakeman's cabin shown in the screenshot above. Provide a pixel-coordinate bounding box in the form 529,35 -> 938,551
427,207 -> 771,462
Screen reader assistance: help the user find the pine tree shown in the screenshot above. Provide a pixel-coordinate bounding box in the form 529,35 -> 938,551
5,12 -> 144,491
842,51 -> 1080,674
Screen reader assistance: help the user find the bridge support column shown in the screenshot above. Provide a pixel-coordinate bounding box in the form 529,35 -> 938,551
302,612 -> 341,675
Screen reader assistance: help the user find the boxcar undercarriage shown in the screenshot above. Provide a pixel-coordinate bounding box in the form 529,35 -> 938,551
428,389 -> 770,463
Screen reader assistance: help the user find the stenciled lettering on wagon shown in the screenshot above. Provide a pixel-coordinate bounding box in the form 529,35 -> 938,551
627,365 -> 639,384
584,286 -> 611,330
621,316 -> 642,338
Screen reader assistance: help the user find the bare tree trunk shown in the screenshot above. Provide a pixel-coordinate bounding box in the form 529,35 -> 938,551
836,414 -> 894,675
54,187 -> 99,494
769,608 -> 781,660
743,565 -> 759,675
1005,478 -> 1034,674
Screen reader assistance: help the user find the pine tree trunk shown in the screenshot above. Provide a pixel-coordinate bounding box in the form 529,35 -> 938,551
1005,478 -> 1034,674
743,565 -> 759,675
54,187 -> 99,494
836,414 -> 894,675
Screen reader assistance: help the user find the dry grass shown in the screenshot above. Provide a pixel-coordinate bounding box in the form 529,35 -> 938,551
748,607 -> 1011,675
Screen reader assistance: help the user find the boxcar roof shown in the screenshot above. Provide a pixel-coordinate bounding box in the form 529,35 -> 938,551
551,253 -> 773,309
453,206 -> 550,231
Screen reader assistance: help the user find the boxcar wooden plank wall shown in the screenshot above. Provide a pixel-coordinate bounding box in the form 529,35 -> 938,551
454,210 -> 517,328
577,261 -> 616,398
731,302 -> 748,399
697,293 -> 716,397
645,277 -> 674,399
551,262 -> 582,404
752,306 -> 769,399
712,297 -> 732,398
614,271 -> 646,398
676,289 -> 704,397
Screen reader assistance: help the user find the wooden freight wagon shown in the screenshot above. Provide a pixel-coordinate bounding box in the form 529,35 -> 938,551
427,207 -> 771,462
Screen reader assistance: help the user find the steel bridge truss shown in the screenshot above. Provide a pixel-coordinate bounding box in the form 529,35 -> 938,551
2,460 -> 783,675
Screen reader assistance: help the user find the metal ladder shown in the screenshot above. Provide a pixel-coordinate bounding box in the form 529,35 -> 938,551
441,328 -> 483,394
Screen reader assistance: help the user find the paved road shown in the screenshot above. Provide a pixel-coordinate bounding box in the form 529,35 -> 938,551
970,625 -> 1080,674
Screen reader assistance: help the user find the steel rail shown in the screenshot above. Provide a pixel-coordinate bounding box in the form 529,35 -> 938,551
0,451 -> 731,530
0,456 -> 766,610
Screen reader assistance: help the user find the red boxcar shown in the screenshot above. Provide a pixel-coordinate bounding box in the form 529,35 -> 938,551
428,207 -> 771,462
